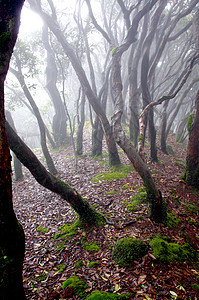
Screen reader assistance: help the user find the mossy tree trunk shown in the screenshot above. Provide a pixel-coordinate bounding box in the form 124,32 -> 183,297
184,90 -> 199,188
0,0 -> 26,298
6,121 -> 103,225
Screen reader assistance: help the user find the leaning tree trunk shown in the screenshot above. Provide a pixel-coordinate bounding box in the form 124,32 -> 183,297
6,121 -> 103,225
5,110 -> 23,181
76,91 -> 86,156
9,66 -> 57,175
33,7 -> 121,167
184,91 -> 199,188
0,1 -> 26,299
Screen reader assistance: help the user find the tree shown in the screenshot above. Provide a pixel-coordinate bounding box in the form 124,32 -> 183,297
28,0 -> 121,167
184,9 -> 199,189
5,120 -> 104,225
0,0 -> 26,298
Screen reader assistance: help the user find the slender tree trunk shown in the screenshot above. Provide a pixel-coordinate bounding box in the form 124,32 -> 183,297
5,110 -> 23,181
42,24 -> 68,147
6,121 -> 103,225
76,92 -> 86,156
0,1 -> 26,298
34,8 -> 121,166
9,66 -> 57,175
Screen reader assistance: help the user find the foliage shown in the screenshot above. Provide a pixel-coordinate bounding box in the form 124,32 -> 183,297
150,236 -> 198,263
166,144 -> 175,156
112,238 -> 148,267
62,275 -> 88,298
85,291 -> 131,300
88,261 -> 99,268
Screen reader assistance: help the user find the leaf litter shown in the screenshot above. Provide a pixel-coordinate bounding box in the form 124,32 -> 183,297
12,131 -> 199,299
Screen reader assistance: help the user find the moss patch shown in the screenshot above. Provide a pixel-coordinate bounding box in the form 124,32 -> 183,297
88,261 -> 100,268
150,236 -> 198,263
112,238 -> 148,267
36,226 -> 49,234
166,212 -> 181,228
54,219 -> 81,240
85,291 -> 131,299
91,164 -> 134,183
82,241 -> 101,252
62,275 -> 88,298
126,187 -> 147,212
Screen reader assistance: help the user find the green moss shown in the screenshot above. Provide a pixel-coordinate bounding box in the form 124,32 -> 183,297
55,263 -> 66,273
62,275 -> 88,298
184,202 -> 199,214
35,273 -> 47,282
169,190 -> 180,204
126,187 -> 147,212
88,261 -> 99,268
36,226 -> 49,234
105,190 -> 119,195
54,219 -> 81,240
74,260 -> 84,267
166,212 -> 181,228
150,236 -> 198,263
85,291 -> 131,299
91,164 -> 134,183
191,284 -> 199,291
82,241 -> 100,252
187,114 -> 194,134
112,238 -> 148,267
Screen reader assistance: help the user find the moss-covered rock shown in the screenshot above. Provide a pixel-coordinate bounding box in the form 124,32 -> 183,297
62,275 -> 88,298
150,236 -> 198,263
85,291 -> 131,300
112,238 -> 148,267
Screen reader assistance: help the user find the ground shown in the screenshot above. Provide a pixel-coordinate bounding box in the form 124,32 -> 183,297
12,128 -> 199,299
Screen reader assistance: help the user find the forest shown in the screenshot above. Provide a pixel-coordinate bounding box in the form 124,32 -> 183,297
0,0 -> 199,299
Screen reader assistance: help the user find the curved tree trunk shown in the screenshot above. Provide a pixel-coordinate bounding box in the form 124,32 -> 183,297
42,24 -> 68,147
9,66 -> 57,175
111,0 -> 166,223
5,110 -> 23,181
0,0 -> 26,298
32,6 -> 121,166
6,121 -> 103,225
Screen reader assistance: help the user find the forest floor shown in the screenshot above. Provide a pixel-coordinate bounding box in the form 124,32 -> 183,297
12,127 -> 199,300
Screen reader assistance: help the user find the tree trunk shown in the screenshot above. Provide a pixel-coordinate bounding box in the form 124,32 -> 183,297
42,24 -> 68,147
76,92 -> 86,156
92,116 -> 104,157
6,121 -> 103,225
5,110 -> 23,181
9,66 -> 57,175
34,8 -> 121,166
0,1 -> 26,298
111,0 -> 166,223
184,90 -> 199,188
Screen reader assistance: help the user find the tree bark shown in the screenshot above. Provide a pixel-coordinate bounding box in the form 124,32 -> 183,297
184,90 -> 199,188
0,0 -> 26,298
5,110 -> 23,181
5,121 -> 103,225
42,24 -> 68,147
